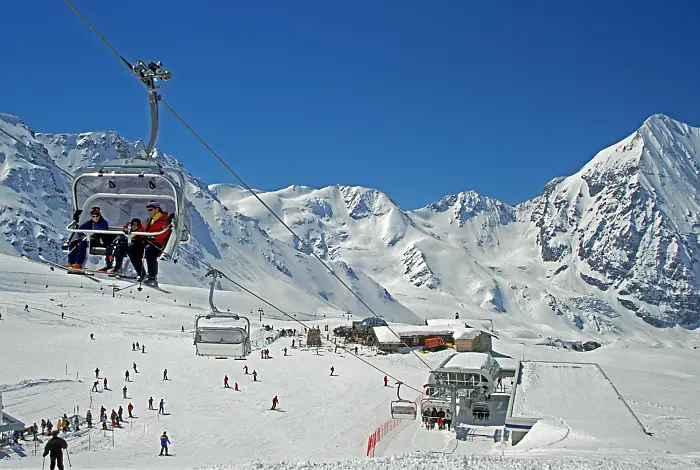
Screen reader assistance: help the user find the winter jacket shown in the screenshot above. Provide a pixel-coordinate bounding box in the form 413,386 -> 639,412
160,434 -> 170,446
144,211 -> 171,247
77,218 -> 109,238
43,435 -> 67,457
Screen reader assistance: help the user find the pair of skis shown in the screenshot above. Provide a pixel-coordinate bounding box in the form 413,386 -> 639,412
28,254 -> 170,293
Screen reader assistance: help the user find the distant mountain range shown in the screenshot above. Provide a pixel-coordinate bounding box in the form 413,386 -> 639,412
2,112 -> 698,336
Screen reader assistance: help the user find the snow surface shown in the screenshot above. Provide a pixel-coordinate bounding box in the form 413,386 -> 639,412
2,255 -> 699,468
440,352 -> 492,370
372,325 -> 454,343
513,362 -> 650,449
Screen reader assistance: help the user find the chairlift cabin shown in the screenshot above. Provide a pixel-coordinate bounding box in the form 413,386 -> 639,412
68,161 -> 190,259
64,60 -> 190,260
390,382 -> 417,420
194,269 -> 252,359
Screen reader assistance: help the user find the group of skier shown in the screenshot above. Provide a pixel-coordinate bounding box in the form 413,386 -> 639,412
65,201 -> 171,286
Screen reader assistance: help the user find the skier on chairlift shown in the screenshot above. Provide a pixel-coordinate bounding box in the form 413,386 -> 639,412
127,201 -> 171,286
66,206 -> 110,270
97,219 -> 140,274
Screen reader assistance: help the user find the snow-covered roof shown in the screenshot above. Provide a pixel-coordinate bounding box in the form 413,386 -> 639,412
440,352 -> 492,371
425,319 -> 468,328
452,328 -> 479,340
372,325 -> 454,344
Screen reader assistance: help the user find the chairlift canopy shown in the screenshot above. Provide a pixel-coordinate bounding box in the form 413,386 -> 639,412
68,159 -> 190,258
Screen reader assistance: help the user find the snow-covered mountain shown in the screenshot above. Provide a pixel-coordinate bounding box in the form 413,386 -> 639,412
2,112 -> 699,337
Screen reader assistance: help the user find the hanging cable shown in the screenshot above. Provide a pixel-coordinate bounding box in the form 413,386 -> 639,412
178,244 -> 425,394
61,0 -> 435,373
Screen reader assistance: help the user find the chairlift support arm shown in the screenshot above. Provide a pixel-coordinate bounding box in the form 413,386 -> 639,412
119,57 -> 171,159
205,269 -> 223,316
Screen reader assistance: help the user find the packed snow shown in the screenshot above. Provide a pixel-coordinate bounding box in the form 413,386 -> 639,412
2,255 -> 700,469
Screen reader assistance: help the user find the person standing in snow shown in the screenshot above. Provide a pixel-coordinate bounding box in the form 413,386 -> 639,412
86,410 -> 92,428
270,396 -> 279,410
330,366 -> 334,376
383,376 -> 388,386
128,403 -> 134,418
224,375 -> 230,388
123,385 -> 128,399
66,206 -> 110,270
132,342 -> 136,351
252,370 -> 258,382
91,380 -> 99,392
234,382 -> 239,391
24,304 -> 29,312
159,399 -> 165,414
159,431 -> 170,456
133,362 -> 138,373
243,365 -> 248,374
163,369 -> 168,380
118,406 -> 124,423
43,430 -> 68,470
125,370 -> 130,381
95,367 -> 100,378
103,377 -> 108,390
149,397 -> 154,410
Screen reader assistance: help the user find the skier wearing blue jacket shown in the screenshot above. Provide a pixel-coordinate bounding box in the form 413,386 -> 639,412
159,431 -> 170,456
66,207 -> 110,270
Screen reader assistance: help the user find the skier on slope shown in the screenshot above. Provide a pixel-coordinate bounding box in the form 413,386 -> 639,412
159,431 -> 171,456
271,396 -> 279,410
65,206 -> 110,270
127,403 -> 134,418
243,365 -> 248,374
163,369 -> 168,380
43,430 -> 68,470
224,375 -> 230,388
252,370 -> 258,382
159,399 -> 165,414
103,377 -> 108,390
95,367 -> 100,378
125,370 -> 130,381
149,397 -> 154,410
384,376 -> 388,386
133,362 -> 138,373
330,366 -> 334,376
123,385 -> 128,399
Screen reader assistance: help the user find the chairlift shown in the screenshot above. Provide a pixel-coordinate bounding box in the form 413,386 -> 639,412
193,269 -> 252,359
472,402 -> 490,422
390,381 -> 417,420
64,60 -> 190,261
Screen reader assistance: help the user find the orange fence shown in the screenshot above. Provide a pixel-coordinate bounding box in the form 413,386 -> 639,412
366,393 -> 422,457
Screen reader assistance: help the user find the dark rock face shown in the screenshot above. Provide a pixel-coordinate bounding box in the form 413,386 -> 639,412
529,120 -> 700,328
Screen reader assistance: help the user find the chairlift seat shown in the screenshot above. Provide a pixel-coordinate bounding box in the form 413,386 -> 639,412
391,400 -> 417,420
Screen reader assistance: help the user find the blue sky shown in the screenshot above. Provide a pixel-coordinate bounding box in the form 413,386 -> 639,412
2,1 -> 699,209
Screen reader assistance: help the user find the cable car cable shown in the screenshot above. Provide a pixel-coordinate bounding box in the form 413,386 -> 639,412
62,0 -> 434,373
178,244 -> 425,394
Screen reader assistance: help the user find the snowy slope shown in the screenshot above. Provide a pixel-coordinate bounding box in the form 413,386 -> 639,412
0,114 -> 420,325
1,254 -> 699,469
3,111 -> 700,337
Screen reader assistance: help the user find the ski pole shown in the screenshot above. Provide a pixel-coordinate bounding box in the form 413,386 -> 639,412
66,449 -> 72,467
42,455 -> 45,470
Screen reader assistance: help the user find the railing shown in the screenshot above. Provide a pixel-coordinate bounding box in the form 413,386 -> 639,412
366,393 -> 422,457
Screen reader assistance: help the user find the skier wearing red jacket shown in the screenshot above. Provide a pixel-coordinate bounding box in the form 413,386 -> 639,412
127,201 -> 172,286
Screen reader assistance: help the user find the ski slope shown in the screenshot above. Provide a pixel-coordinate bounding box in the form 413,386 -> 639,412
1,254 -> 700,469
